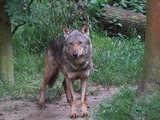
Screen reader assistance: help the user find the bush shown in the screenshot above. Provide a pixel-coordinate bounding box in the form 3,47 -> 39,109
112,0 -> 146,14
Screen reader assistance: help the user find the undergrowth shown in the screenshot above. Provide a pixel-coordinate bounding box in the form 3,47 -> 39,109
94,85 -> 160,120
90,31 -> 144,86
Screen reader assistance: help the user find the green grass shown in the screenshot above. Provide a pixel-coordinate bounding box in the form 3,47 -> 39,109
94,85 -> 160,120
90,32 -> 144,85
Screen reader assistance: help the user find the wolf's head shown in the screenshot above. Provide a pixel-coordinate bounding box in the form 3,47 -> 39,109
62,24 -> 92,59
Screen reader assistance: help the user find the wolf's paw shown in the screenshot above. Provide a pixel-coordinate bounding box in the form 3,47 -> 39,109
70,111 -> 79,118
81,110 -> 88,117
38,100 -> 46,107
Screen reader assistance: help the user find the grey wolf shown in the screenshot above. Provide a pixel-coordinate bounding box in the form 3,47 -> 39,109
39,24 -> 93,118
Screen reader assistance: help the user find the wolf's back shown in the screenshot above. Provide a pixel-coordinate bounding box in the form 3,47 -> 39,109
43,37 -> 65,87
46,37 -> 64,62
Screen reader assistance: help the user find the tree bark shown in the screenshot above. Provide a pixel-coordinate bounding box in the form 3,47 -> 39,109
98,6 -> 146,39
137,0 -> 160,96
0,0 -> 14,82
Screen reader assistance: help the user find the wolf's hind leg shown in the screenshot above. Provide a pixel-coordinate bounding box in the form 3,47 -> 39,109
39,66 -> 58,106
39,53 -> 59,106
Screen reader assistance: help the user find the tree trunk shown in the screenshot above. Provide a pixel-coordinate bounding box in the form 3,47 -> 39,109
98,6 -> 146,39
137,0 -> 160,96
0,0 -> 14,82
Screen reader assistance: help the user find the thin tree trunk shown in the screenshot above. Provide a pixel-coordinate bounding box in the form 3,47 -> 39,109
137,0 -> 160,96
0,0 -> 14,82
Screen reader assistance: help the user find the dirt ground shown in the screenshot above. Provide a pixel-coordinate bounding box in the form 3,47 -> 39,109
0,86 -> 118,120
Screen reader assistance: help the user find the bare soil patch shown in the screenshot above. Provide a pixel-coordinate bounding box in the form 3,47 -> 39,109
0,86 -> 118,120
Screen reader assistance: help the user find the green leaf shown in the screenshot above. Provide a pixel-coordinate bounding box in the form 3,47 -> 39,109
90,0 -> 97,4
117,23 -> 123,27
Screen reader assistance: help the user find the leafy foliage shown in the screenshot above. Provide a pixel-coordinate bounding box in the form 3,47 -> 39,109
85,0 -> 109,20
12,1 -> 80,53
4,0 -> 146,40
5,0 -> 34,34
113,0 -> 146,14
10,1 -> 111,54
5,0 -> 31,23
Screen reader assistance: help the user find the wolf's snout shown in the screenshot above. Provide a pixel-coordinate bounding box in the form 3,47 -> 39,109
73,51 -> 78,58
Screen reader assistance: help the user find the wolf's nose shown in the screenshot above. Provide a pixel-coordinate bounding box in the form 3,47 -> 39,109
73,51 -> 78,58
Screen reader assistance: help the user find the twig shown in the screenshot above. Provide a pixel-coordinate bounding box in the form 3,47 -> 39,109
12,0 -> 34,35
27,0 -> 34,9
12,22 -> 26,35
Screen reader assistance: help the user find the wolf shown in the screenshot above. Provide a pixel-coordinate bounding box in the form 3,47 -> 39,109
39,24 -> 93,118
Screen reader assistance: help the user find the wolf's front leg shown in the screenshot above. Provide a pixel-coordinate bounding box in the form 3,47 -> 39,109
81,79 -> 88,117
65,79 -> 79,118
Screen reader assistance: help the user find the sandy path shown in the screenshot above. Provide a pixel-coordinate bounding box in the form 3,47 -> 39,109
0,86 -> 118,120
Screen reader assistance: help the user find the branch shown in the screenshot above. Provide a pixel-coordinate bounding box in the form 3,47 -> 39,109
27,0 -> 34,9
12,22 -> 26,35
11,0 -> 34,35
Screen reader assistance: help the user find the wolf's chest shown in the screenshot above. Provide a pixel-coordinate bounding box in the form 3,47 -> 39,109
61,58 -> 91,80
64,69 -> 91,80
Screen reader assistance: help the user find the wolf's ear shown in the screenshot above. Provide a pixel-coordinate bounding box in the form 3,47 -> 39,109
62,26 -> 72,37
80,24 -> 89,36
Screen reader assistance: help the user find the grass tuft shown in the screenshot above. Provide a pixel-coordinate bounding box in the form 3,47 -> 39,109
94,85 -> 160,120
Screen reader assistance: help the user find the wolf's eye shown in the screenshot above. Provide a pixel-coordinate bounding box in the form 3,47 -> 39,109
69,43 -> 73,46
78,41 -> 83,45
